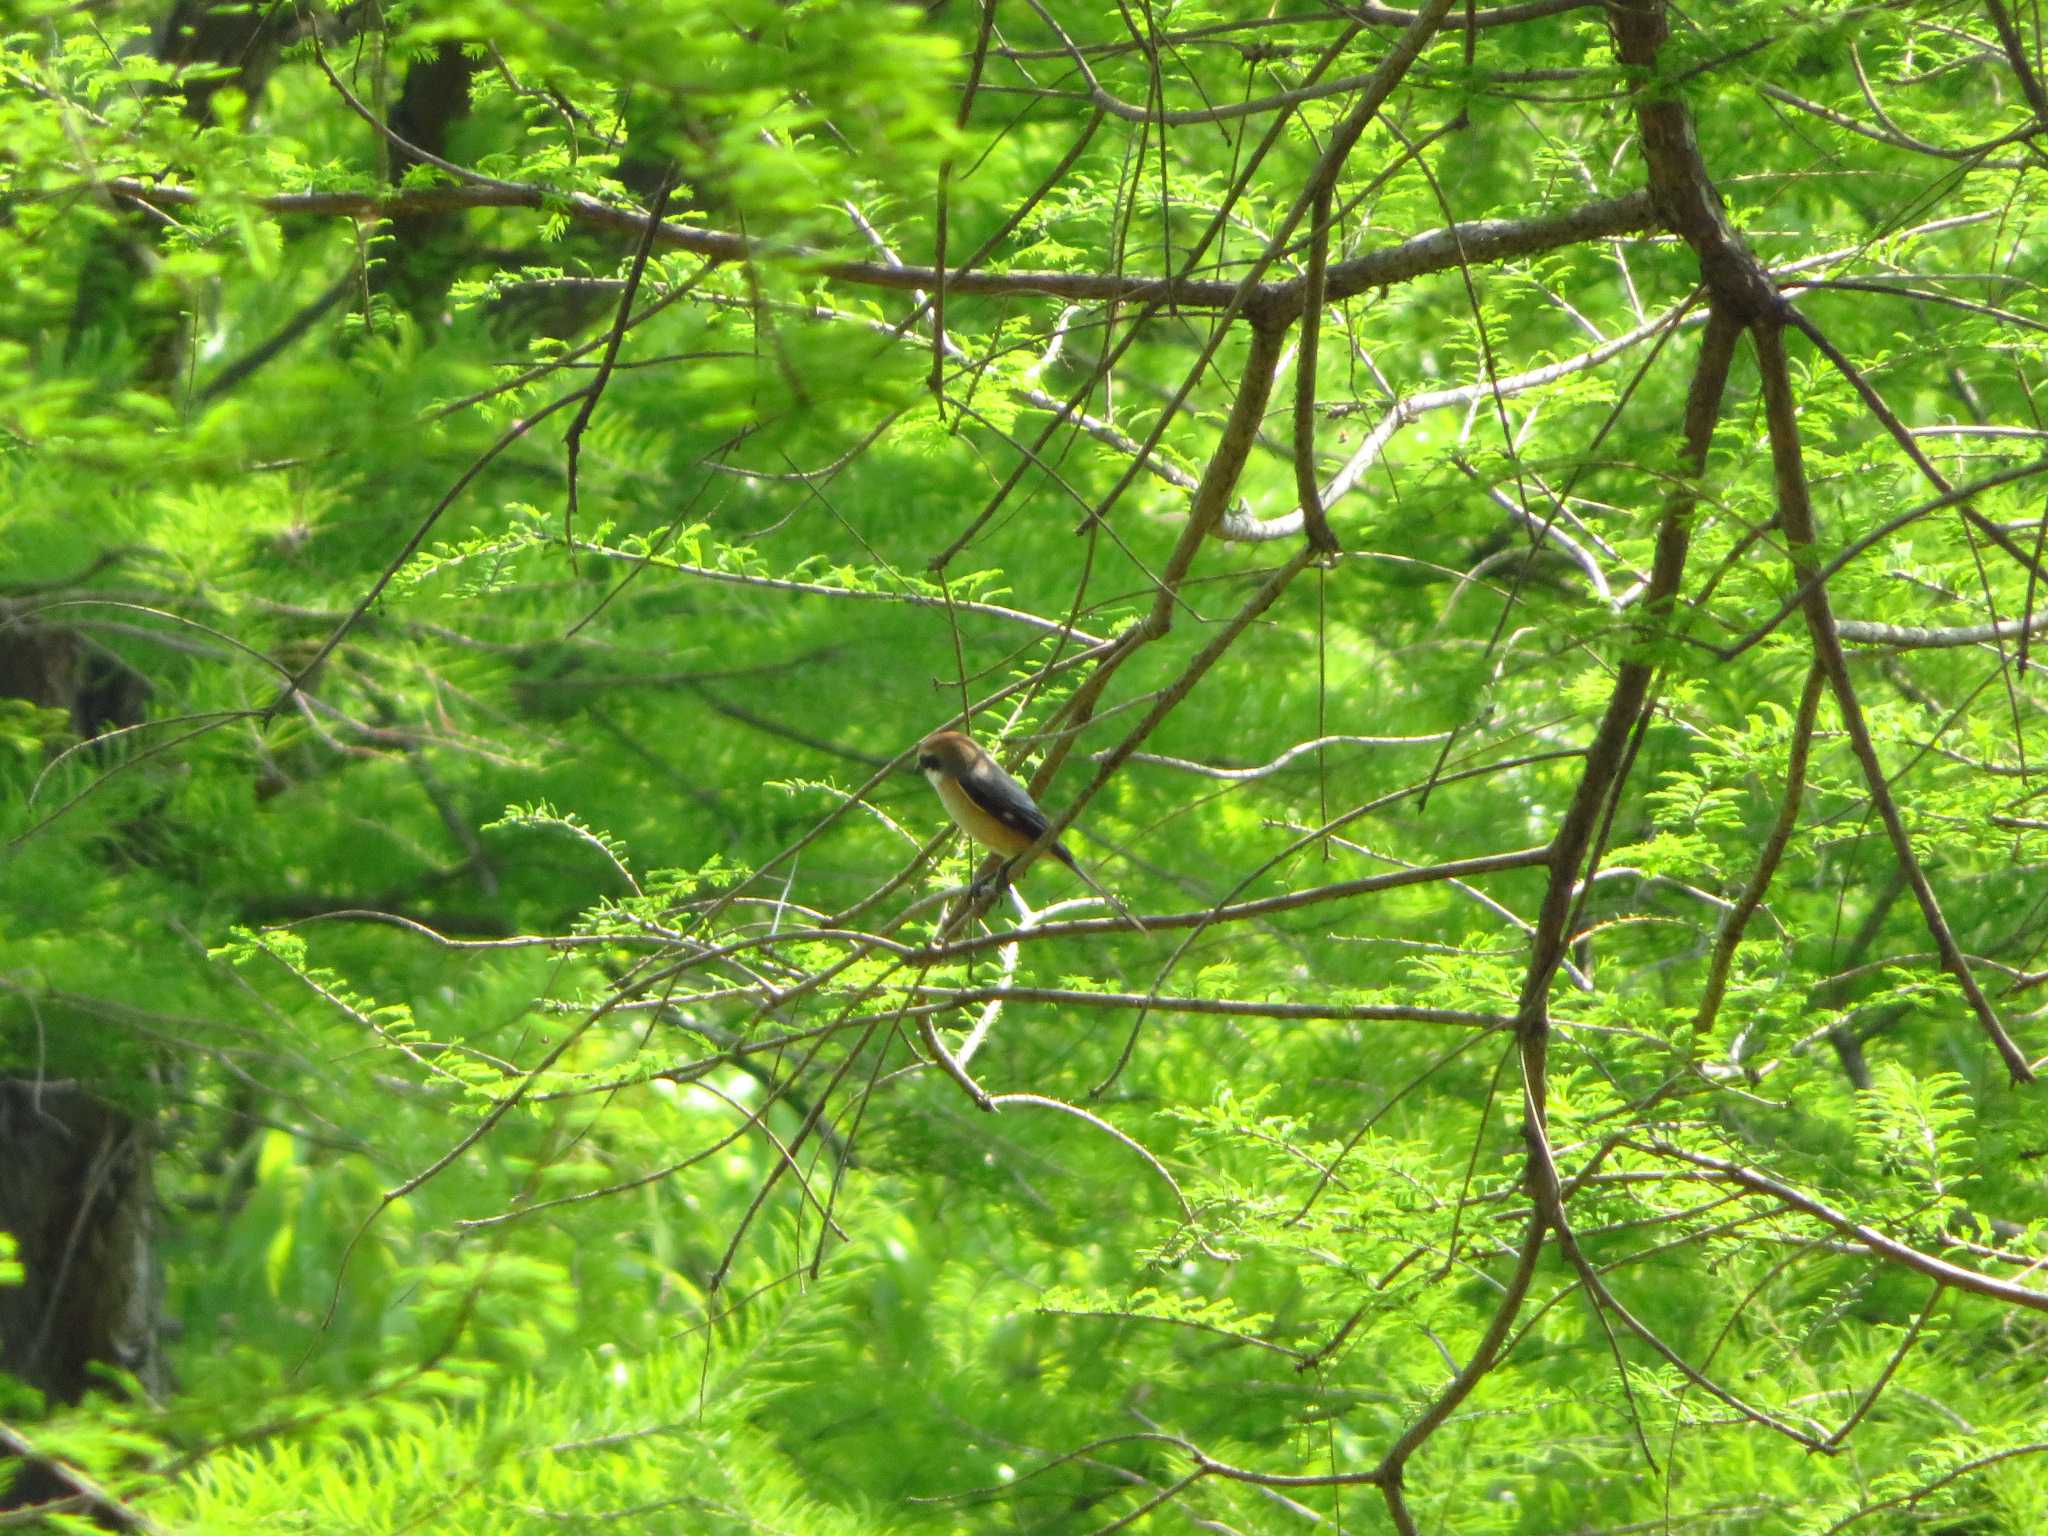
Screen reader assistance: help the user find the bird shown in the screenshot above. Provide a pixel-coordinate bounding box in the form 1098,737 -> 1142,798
916,729 -> 1145,929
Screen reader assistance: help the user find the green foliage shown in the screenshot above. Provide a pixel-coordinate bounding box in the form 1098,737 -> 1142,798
7,0 -> 2048,1531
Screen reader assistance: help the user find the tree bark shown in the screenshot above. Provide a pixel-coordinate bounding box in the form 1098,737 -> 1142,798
0,1082 -> 164,1407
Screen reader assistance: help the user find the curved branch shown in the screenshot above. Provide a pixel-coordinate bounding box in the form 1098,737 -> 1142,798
1642,1142 -> 2048,1313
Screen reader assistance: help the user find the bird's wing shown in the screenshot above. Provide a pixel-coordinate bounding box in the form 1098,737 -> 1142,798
965,760 -> 1141,927
959,760 -> 1052,842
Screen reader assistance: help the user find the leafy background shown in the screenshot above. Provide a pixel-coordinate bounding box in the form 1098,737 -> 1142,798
5,0 -> 2048,1531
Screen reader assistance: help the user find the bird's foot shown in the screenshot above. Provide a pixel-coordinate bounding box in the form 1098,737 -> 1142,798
968,862 -> 1016,905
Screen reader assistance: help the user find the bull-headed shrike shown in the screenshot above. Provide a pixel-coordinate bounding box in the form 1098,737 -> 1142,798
916,730 -> 1144,929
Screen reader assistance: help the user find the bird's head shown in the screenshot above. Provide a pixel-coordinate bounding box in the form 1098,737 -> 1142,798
916,730 -> 980,784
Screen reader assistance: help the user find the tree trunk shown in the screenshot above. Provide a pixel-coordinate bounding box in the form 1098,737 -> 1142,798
0,1081 -> 164,1406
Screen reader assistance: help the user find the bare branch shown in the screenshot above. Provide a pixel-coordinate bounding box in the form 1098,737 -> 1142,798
1641,1142 -> 2048,1312
1753,319 -> 2032,1084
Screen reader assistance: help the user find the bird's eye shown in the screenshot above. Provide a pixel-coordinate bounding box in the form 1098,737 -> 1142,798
916,754 -> 938,771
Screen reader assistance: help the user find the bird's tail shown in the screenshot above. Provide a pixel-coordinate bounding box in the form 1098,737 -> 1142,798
1057,845 -> 1147,932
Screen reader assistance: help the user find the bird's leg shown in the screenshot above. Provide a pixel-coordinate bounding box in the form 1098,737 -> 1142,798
969,858 -> 1016,903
